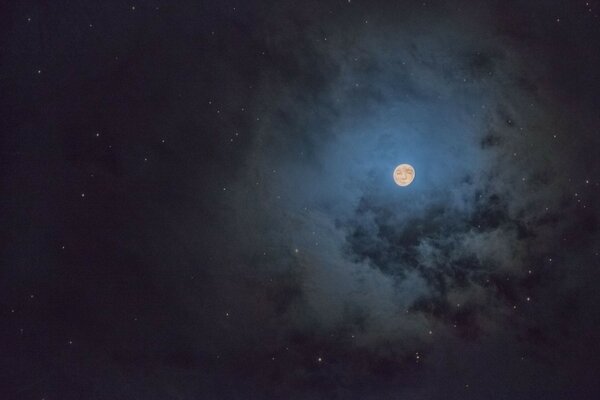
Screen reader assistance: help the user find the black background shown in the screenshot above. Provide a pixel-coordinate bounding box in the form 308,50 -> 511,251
2,1 -> 600,399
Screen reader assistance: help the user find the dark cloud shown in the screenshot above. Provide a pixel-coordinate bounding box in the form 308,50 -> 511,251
217,1 -> 600,397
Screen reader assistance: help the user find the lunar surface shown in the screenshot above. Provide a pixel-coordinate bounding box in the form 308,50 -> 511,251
393,164 -> 415,186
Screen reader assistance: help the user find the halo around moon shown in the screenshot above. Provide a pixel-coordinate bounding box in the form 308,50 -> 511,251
393,164 -> 415,186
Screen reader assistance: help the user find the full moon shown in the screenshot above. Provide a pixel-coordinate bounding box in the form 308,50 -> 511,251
393,164 -> 415,186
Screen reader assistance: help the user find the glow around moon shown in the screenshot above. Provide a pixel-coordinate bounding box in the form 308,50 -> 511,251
393,164 -> 415,186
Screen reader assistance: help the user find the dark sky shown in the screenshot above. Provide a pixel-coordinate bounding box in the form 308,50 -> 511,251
2,0 -> 600,399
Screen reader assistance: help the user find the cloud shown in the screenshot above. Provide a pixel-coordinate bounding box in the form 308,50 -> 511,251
214,4 -> 600,395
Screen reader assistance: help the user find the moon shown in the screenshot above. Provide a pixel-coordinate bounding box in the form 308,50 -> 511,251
393,164 -> 415,186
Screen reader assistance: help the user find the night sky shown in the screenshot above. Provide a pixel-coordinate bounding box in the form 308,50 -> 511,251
3,1 -> 600,399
